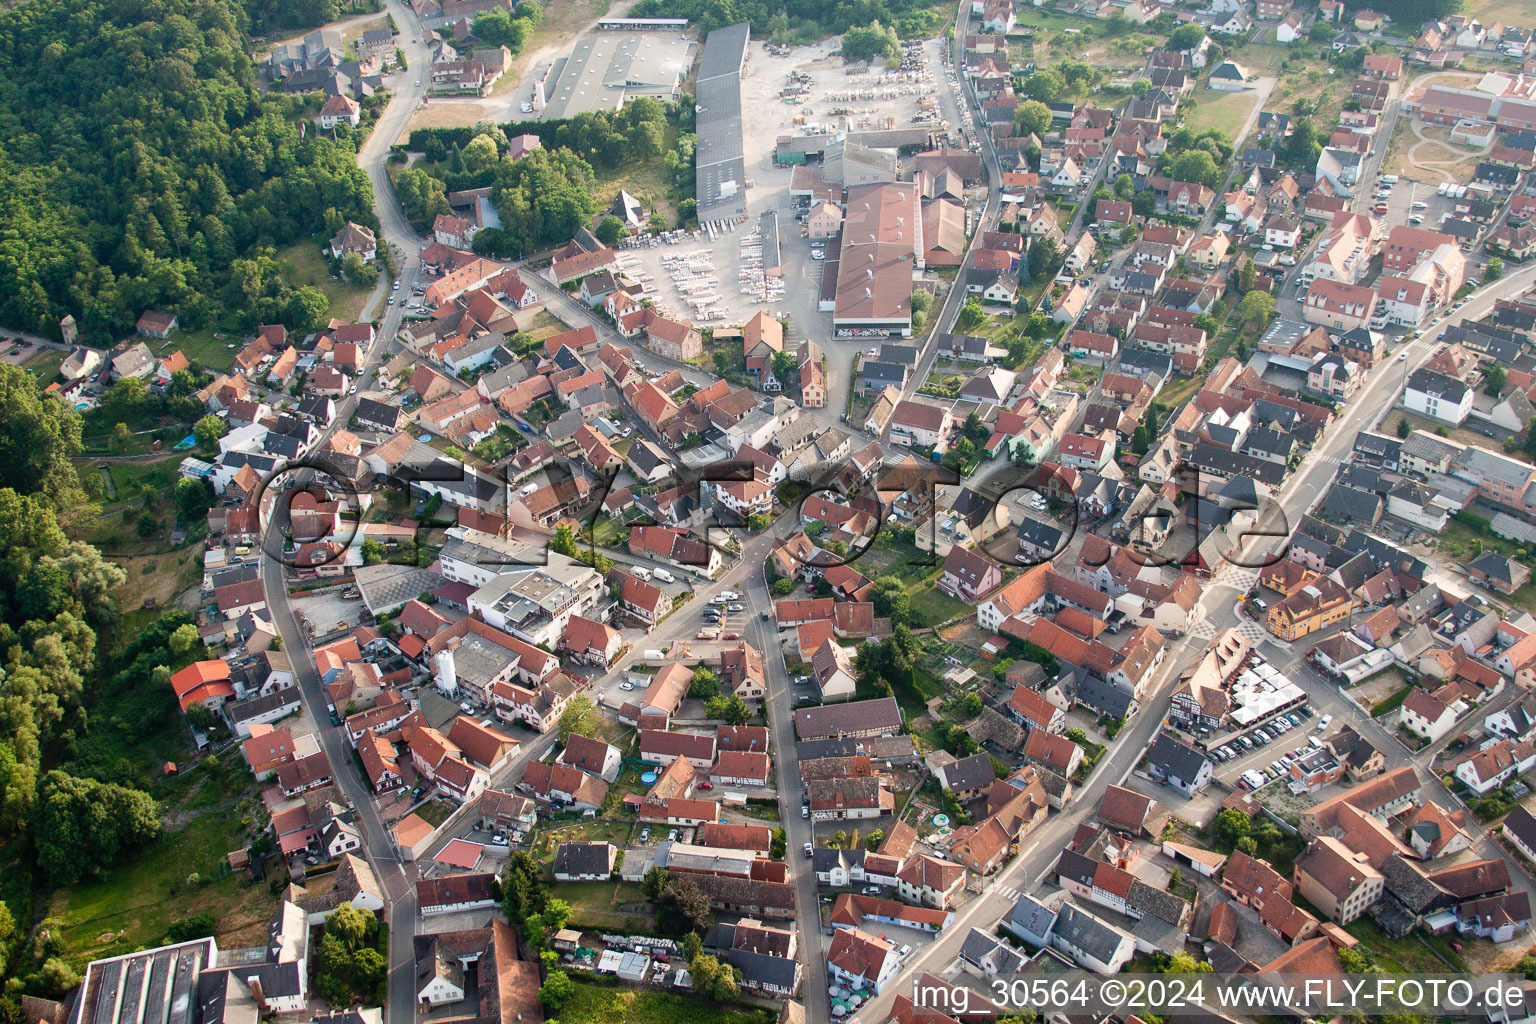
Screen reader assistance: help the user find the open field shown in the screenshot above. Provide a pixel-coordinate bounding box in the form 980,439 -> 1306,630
1011,12 -> 1163,78
1379,116 -> 1485,185
106,548 -> 204,615
1236,43 -> 1349,127
1183,87 -> 1263,141
551,880 -> 651,929
1462,0 -> 1535,25
908,583 -> 972,626
342,14 -> 389,51
141,328 -> 240,373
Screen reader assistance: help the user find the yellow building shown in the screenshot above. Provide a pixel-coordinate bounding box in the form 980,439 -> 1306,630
1266,574 -> 1358,641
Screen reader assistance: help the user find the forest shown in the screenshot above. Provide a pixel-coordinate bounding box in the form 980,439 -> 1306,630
0,0 -> 376,340
397,98 -> 698,254
0,366 -> 202,1021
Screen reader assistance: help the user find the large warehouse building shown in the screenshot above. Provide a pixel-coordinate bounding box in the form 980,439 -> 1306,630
830,183 -> 922,338
535,25 -> 695,119
694,22 -> 751,221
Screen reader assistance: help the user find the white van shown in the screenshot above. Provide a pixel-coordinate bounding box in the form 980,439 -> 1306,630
633,566 -> 652,581
720,590 -> 741,601
643,649 -> 665,661
653,568 -> 676,583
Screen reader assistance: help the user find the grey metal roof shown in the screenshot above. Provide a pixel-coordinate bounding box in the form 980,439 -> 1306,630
1456,445 -> 1533,487
695,24 -> 750,215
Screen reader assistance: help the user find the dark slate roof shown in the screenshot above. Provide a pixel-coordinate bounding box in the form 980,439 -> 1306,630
1016,514 -> 1067,549
1189,442 -> 1286,486
1071,672 -> 1135,719
1117,350 -> 1174,378
860,361 -> 909,384
1321,483 -> 1383,524
1381,854 -> 1453,914
554,842 -> 613,876
355,397 -> 402,427
1475,162 -> 1520,185
1502,805 -> 1536,855
1008,892 -> 1058,937
1469,550 -> 1522,584
1052,903 -> 1128,963
1249,397 -> 1302,430
1353,431 -> 1402,464
1147,733 -> 1212,783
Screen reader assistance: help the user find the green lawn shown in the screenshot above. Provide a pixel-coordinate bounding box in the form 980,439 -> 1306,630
23,347 -> 67,386
551,878 -> 651,932
277,239 -> 376,323
890,666 -> 947,720
1371,683 -> 1414,717
559,979 -> 775,1024
95,458 -> 184,508
1463,0 -> 1534,24
415,799 -> 454,827
1182,88 -> 1262,142
143,328 -> 240,373
908,584 -> 972,627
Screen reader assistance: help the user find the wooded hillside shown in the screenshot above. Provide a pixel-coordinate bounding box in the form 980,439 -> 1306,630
0,0 -> 375,339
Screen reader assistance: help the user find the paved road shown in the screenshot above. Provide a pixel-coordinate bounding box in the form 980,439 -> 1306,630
895,2 -> 1005,419
254,6 -> 437,1023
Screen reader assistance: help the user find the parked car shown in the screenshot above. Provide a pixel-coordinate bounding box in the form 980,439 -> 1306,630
805,842 -> 815,857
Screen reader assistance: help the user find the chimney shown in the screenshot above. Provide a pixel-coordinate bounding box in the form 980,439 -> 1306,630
247,976 -> 268,1013
865,288 -> 872,299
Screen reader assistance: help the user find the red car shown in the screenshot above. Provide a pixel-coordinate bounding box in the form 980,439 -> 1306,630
723,632 -> 741,640
698,781 -> 713,790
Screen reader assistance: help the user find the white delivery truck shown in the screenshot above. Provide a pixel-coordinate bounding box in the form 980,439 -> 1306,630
643,649 -> 666,661
653,568 -> 676,583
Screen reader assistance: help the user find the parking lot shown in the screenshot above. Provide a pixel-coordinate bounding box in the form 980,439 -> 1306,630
613,38 -> 951,332
1207,703 -> 1321,787
292,586 -> 367,639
